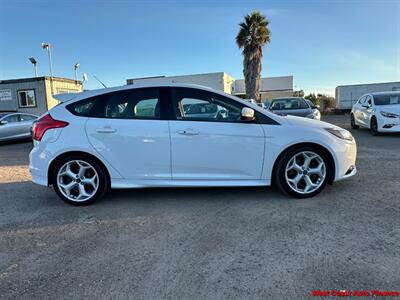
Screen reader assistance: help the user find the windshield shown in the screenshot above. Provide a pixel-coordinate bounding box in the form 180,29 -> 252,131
305,99 -> 315,108
374,94 -> 400,106
0,113 -> 10,119
270,98 -> 309,110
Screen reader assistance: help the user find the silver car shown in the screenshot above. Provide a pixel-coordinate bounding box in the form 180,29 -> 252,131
0,112 -> 38,142
269,97 -> 321,120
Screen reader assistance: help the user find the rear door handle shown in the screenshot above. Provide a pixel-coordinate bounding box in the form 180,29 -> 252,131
96,127 -> 116,133
177,129 -> 199,135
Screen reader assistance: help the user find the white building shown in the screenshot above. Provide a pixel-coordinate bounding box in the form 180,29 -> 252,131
335,81 -> 400,109
233,76 -> 293,101
127,72 -> 293,102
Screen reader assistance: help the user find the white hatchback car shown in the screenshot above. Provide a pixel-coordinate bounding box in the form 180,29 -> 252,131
30,83 -> 357,205
350,92 -> 400,135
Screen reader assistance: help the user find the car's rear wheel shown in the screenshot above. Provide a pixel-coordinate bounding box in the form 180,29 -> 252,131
275,146 -> 329,198
370,117 -> 379,136
350,114 -> 359,129
52,155 -> 108,206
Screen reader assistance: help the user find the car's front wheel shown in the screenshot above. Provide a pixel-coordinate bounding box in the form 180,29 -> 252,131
350,114 -> 359,129
370,116 -> 379,136
52,155 -> 109,206
275,146 -> 330,198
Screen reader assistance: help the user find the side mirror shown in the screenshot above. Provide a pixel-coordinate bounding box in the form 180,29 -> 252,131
362,103 -> 371,109
0,120 -> 8,125
241,107 -> 255,121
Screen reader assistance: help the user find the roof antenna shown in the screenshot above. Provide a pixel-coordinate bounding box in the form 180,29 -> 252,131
92,75 -> 107,88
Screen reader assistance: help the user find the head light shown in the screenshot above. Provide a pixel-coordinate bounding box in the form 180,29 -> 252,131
380,111 -> 399,118
325,127 -> 353,141
306,110 -> 321,120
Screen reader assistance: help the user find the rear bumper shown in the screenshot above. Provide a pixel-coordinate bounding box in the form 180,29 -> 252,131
29,143 -> 51,186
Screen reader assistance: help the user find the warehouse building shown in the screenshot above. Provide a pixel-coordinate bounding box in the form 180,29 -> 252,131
335,81 -> 400,110
127,72 -> 293,102
233,76 -> 294,101
0,76 -> 83,116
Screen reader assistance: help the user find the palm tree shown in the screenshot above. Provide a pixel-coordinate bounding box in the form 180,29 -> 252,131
236,11 -> 271,101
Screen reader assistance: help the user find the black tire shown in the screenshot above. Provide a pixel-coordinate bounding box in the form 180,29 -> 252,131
370,117 -> 379,136
350,114 -> 359,129
52,155 -> 109,206
274,146 -> 330,198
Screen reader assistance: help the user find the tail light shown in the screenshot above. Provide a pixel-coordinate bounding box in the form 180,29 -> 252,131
32,114 -> 69,141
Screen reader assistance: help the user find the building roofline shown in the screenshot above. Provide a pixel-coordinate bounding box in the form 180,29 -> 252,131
336,81 -> 400,88
127,72 -> 226,83
235,75 -> 294,81
0,76 -> 82,85
369,91 -> 400,96
127,76 -> 166,81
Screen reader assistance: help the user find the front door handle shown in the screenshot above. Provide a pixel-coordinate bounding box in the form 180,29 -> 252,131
96,127 -> 117,133
177,129 -> 199,135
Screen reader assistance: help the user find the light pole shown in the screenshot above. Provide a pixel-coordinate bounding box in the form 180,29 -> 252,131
41,42 -> 53,77
74,63 -> 80,81
28,57 -> 38,77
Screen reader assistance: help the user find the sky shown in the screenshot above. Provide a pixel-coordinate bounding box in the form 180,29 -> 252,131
0,0 -> 399,95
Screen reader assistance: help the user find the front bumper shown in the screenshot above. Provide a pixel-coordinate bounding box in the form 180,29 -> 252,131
333,139 -> 357,182
377,114 -> 400,132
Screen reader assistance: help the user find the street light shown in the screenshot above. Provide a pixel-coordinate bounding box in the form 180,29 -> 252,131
28,57 -> 38,77
74,62 -> 80,81
41,42 -> 53,77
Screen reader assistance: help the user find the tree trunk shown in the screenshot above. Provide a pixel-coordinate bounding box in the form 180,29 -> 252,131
243,48 -> 262,102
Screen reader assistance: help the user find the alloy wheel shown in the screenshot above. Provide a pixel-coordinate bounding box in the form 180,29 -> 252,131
285,151 -> 326,194
57,160 -> 99,202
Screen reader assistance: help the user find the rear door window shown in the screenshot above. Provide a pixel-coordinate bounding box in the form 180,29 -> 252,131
67,88 -> 161,119
104,89 -> 160,119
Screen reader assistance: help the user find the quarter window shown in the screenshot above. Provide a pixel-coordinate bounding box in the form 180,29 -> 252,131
67,98 -> 96,117
171,88 -> 243,122
18,90 -> 36,107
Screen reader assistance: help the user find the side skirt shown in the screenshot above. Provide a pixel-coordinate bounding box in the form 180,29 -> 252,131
111,179 -> 271,189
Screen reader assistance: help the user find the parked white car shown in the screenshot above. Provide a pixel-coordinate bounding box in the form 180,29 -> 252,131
351,92 -> 400,135
30,83 -> 357,205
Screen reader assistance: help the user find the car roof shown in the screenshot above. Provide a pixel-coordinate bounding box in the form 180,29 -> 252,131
54,82 -> 225,103
0,112 -> 38,119
0,112 -> 11,118
271,97 -> 304,101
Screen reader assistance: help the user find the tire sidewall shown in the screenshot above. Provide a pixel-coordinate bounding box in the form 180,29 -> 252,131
370,117 -> 379,135
351,114 -> 359,129
52,155 -> 108,206
276,146 -> 329,198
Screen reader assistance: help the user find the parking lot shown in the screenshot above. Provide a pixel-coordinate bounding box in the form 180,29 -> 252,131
0,115 -> 399,299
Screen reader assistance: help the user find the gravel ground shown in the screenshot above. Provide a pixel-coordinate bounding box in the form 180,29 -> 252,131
0,115 -> 399,299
